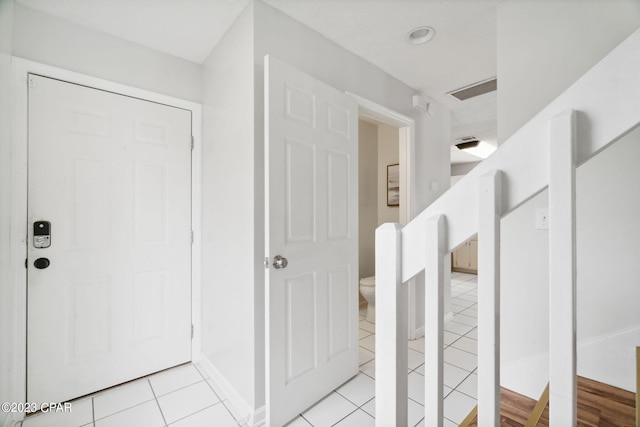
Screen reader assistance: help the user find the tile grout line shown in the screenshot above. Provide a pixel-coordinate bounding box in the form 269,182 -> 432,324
299,413 -> 314,426
147,378 -> 169,427
195,365 -> 248,426
91,395 -> 157,423
329,406 -> 361,427
163,403 -> 220,426
91,397 -> 95,426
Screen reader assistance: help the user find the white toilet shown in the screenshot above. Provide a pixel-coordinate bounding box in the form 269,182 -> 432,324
359,276 -> 376,323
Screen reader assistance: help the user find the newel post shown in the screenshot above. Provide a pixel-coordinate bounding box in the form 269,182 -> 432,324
477,169 -> 503,426
375,223 -> 407,426
548,109 -> 577,426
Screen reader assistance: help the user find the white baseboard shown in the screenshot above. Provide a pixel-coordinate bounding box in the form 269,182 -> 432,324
444,311 -> 454,322
197,355 -> 265,426
576,323 -> 640,393
252,406 -> 266,427
501,323 -> 640,397
410,311 -> 453,340
501,352 -> 550,399
412,325 -> 424,340
1,412 -> 22,427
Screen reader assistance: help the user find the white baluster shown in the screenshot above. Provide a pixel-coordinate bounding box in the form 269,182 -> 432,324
477,169 -> 503,425
548,109 -> 577,426
375,223 -> 407,426
425,214 -> 445,427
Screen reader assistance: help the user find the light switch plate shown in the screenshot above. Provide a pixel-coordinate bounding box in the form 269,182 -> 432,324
536,208 -> 549,230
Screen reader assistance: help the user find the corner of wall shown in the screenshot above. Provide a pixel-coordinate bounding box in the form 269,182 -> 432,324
201,0 -> 258,411
0,1 -> 16,425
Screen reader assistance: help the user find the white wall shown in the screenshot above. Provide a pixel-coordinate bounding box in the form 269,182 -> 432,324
11,4 -> 202,103
359,120 -> 378,279
451,161 -> 480,177
377,123 -> 400,225
0,0 -> 15,425
574,128 -> 640,391
201,2 -> 258,414
498,0 -> 640,397
497,0 -> 640,143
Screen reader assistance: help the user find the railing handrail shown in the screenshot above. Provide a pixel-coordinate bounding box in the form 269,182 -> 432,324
400,27 -> 640,283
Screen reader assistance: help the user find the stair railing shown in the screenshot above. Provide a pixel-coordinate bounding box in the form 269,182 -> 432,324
375,27 -> 640,427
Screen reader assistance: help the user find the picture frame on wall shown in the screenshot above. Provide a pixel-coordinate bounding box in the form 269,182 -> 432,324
387,163 -> 399,207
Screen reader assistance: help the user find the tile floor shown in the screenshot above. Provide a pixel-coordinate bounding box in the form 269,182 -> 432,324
287,271 -> 479,427
19,272 -> 478,427
20,363 -> 245,427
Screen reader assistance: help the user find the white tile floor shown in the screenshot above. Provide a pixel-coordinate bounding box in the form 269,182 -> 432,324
20,364 -> 244,427
19,272 -> 478,427
287,272 -> 479,427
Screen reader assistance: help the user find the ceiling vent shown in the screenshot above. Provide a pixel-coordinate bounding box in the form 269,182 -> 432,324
448,78 -> 497,101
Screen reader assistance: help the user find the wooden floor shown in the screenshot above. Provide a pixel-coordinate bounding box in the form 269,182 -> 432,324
538,377 -> 636,427
465,388 -> 537,427
464,377 -> 636,427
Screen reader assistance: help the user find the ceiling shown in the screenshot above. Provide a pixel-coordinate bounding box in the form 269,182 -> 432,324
16,0 -> 500,165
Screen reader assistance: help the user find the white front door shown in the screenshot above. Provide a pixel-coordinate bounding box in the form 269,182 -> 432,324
264,56 -> 359,426
27,74 -> 193,404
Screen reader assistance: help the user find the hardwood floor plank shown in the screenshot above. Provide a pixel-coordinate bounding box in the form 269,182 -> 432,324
461,376 -> 636,427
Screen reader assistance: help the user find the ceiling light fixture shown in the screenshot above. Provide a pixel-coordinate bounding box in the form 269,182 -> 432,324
455,137 -> 497,159
407,26 -> 435,45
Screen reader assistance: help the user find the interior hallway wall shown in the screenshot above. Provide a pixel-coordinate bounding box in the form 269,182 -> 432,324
0,0 -> 15,425
358,120 -> 378,279
201,2 -> 258,413
497,0 -> 640,397
11,3 -> 202,103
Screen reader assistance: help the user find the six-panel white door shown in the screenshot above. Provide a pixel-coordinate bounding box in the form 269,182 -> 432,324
27,74 -> 193,404
264,56 -> 359,426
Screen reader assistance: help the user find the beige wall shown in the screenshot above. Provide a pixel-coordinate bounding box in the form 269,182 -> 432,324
358,120 -> 401,279
377,123 -> 400,225
358,120 -> 378,279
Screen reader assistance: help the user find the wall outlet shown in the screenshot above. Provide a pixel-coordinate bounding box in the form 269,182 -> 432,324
536,208 -> 549,230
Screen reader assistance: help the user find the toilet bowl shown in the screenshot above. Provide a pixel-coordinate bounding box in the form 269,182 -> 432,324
359,276 -> 376,323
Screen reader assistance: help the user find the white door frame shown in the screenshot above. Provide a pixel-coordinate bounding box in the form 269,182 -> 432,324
6,58 -> 202,421
346,92 -> 421,339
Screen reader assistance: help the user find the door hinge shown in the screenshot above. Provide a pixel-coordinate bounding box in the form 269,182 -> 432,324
191,324 -> 194,338
191,230 -> 194,244
264,257 -> 269,269
191,136 -> 194,151
28,76 -> 36,88
25,259 -> 28,268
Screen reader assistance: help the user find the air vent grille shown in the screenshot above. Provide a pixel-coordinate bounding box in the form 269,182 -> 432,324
449,78 -> 497,101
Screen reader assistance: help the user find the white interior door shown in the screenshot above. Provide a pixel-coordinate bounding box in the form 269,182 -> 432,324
265,56 -> 359,426
27,74 -> 192,404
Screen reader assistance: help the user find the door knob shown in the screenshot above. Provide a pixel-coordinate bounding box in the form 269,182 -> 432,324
34,258 -> 50,269
272,255 -> 288,269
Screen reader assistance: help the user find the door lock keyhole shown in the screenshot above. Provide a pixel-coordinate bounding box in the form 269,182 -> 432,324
34,258 -> 50,269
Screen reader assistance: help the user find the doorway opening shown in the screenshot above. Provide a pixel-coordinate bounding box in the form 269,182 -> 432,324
357,117 -> 402,316
348,93 -> 418,336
